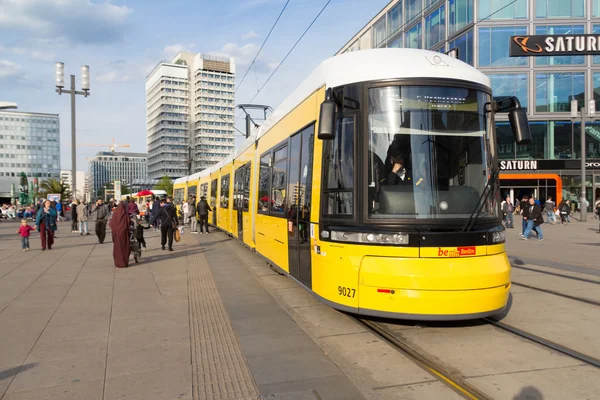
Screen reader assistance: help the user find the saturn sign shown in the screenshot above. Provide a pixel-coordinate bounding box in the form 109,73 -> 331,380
510,34 -> 600,57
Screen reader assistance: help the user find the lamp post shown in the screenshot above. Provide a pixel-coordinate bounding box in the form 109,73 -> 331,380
55,62 -> 90,200
571,99 -> 595,222
0,102 -> 17,110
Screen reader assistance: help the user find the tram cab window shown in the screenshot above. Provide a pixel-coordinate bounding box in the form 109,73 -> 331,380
367,85 -> 497,220
323,116 -> 355,216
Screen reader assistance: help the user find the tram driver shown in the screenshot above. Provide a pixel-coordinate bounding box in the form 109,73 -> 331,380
386,154 -> 412,186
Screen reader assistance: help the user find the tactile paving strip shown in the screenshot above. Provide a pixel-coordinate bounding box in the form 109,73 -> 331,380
188,252 -> 259,400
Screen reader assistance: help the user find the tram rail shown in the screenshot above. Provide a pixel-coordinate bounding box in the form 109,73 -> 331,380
510,281 -> 600,307
511,264 -> 600,285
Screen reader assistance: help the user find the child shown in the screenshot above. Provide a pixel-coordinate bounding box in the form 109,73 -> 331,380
135,222 -> 151,249
17,219 -> 35,251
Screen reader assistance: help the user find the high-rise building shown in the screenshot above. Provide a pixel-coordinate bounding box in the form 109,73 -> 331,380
88,151 -> 148,200
338,0 -> 600,211
145,52 -> 235,180
0,110 -> 60,179
60,170 -> 85,200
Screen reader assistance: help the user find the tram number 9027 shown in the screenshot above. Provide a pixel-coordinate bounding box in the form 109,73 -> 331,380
338,286 -> 356,298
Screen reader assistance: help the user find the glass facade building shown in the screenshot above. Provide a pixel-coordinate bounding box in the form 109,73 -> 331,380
338,0 -> 600,210
0,111 -> 60,179
88,151 -> 148,200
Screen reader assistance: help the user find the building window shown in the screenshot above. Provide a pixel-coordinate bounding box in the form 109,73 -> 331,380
535,25 -> 584,65
387,2 -> 402,38
595,0 -> 600,16
425,6 -> 445,48
536,0 -> 583,18
478,26 -> 528,67
489,74 -> 528,111
448,29 -> 474,65
388,36 -> 403,48
405,22 -> 422,49
536,72 -> 585,113
405,0 -> 422,25
373,16 -> 387,48
478,0 -> 527,20
448,0 -> 473,36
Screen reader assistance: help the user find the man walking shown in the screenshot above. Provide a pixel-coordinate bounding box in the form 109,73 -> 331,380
521,197 -> 544,241
77,200 -> 90,235
544,196 -> 556,224
189,199 -> 198,234
502,195 -> 514,228
182,199 -> 189,225
197,195 -> 212,234
159,197 -> 177,251
70,199 -> 78,232
92,198 -> 109,244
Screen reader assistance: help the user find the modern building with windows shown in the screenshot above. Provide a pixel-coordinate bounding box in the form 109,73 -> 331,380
60,170 -> 85,200
88,151 -> 148,200
146,52 -> 235,180
338,0 -> 600,211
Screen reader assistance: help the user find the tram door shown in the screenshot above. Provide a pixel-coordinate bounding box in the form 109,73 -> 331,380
211,179 -> 217,226
287,126 -> 314,288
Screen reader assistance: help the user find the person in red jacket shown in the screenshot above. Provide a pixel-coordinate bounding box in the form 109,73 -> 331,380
17,219 -> 35,251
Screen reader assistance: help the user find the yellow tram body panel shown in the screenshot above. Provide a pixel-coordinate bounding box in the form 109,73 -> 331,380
311,240 -> 510,318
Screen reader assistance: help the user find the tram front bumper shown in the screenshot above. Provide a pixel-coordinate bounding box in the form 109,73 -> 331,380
357,252 -> 511,319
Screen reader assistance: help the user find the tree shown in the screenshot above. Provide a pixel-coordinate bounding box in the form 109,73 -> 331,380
121,183 -> 131,195
38,178 -> 72,201
154,175 -> 173,196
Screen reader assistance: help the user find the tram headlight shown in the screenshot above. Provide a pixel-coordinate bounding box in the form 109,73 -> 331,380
329,231 -> 409,245
491,230 -> 505,244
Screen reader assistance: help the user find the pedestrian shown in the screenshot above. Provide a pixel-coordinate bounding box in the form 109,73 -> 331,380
544,196 -> 556,224
56,201 -> 64,221
160,196 -> 178,251
77,200 -> 90,235
17,219 -> 35,251
35,200 -> 57,250
70,199 -> 78,232
109,201 -> 131,268
136,221 -> 151,248
91,198 -> 109,244
151,196 -> 162,231
189,199 -> 198,233
520,196 -> 529,235
502,195 -> 515,228
182,199 -> 190,225
593,197 -> 600,221
520,197 -> 544,241
127,197 -> 139,216
197,195 -> 212,234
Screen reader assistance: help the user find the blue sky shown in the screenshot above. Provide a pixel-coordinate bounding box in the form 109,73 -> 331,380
0,0 -> 389,172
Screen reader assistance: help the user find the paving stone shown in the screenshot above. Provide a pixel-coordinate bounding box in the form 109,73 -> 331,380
1,378 -> 104,400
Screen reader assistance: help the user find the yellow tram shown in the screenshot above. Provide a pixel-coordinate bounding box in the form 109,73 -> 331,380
173,48 -> 531,320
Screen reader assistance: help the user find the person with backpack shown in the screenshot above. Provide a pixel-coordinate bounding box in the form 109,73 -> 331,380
520,197 -> 544,241
502,195 -> 515,228
544,196 -> 556,224
558,199 -> 570,225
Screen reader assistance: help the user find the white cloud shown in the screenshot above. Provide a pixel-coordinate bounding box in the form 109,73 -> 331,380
97,71 -> 130,83
242,30 -> 259,40
31,50 -> 55,62
0,0 -> 132,45
0,60 -> 22,79
163,43 -> 196,58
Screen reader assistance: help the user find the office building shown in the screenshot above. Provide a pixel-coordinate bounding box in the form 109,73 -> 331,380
338,0 -> 600,211
145,52 -> 235,180
60,170 -> 85,200
88,151 -> 148,200
0,110 -> 60,201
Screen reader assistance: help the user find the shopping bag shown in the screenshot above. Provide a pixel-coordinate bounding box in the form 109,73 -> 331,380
174,227 -> 181,242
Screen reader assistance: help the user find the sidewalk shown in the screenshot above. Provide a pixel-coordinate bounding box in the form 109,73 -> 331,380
0,221 -> 364,400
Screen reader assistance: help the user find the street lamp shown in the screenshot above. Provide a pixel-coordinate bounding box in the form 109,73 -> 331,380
0,102 -> 17,110
570,99 -> 595,222
55,62 -> 90,200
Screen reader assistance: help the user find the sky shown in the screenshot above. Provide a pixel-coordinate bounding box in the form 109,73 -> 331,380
0,0 -> 389,173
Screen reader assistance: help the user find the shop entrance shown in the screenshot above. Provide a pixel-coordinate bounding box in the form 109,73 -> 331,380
499,174 -> 561,205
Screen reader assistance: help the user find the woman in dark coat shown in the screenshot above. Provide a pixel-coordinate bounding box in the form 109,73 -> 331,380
109,201 -> 131,268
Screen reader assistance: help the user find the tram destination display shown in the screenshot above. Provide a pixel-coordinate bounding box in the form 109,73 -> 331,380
510,34 -> 600,57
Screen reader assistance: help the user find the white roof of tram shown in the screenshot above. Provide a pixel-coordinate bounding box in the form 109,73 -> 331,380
199,48 -> 490,177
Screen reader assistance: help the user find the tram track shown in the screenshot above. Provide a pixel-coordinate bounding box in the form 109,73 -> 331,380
510,281 -> 600,307
511,264 -> 600,285
355,318 -> 493,400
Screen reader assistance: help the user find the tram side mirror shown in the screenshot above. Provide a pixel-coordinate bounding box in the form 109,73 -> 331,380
318,90 -> 336,140
508,108 -> 532,145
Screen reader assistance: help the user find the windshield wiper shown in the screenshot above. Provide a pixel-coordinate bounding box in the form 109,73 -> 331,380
461,168 -> 499,232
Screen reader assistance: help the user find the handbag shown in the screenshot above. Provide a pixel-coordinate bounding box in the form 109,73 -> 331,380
174,228 -> 181,242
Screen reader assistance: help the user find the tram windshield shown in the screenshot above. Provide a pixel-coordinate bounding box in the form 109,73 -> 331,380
367,85 -> 497,220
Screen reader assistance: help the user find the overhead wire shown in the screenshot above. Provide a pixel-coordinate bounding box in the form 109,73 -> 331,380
235,0 -> 291,95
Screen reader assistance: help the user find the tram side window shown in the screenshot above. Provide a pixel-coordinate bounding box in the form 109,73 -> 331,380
258,154 -> 271,213
220,174 -> 230,208
200,183 -> 208,198
243,163 -> 251,211
188,185 -> 197,199
271,146 -> 287,214
210,179 -> 217,208
322,117 -> 355,216
234,168 -> 241,210
173,188 -> 184,204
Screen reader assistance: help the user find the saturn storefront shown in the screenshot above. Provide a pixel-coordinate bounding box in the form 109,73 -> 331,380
499,159 -> 600,211
336,0 -> 600,213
